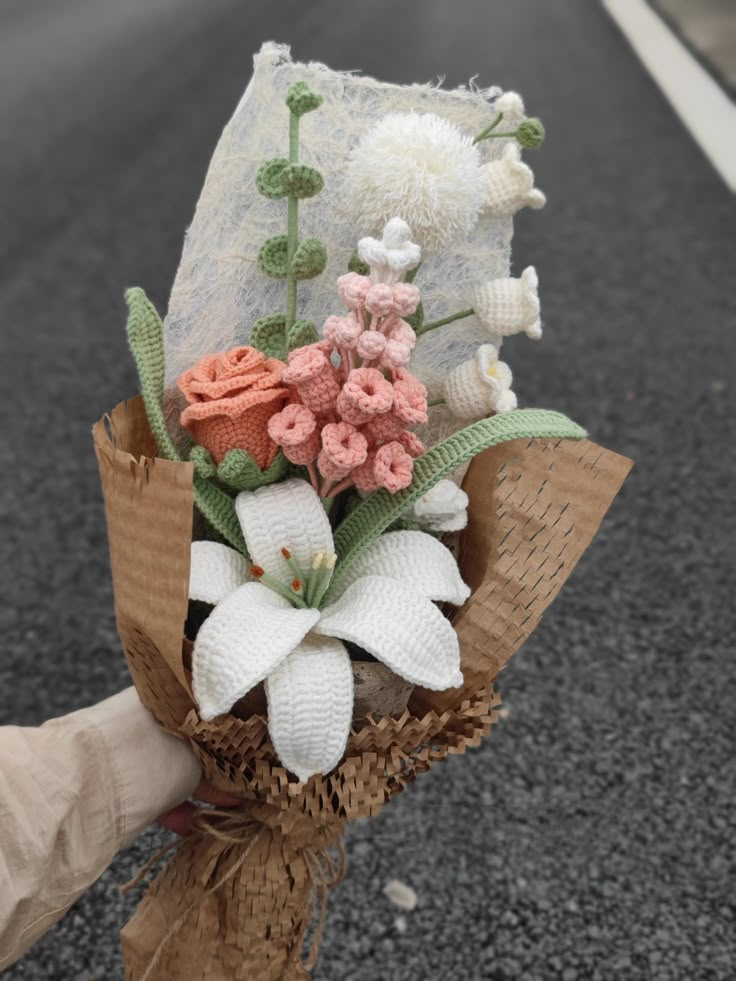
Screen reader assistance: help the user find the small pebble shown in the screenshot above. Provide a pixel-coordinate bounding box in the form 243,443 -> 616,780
383,878 -> 417,911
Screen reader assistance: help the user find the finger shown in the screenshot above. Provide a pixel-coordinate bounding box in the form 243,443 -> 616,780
192,781 -> 242,808
157,802 -> 198,836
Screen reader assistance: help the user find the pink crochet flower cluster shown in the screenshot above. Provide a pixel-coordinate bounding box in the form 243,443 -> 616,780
267,276 -> 427,496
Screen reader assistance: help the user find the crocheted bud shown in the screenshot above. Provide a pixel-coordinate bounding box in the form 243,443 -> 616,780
357,330 -> 387,361
329,313 -> 363,350
283,345 -> 342,414
337,272 -> 371,309
282,432 -> 321,466
392,370 -> 428,426
365,284 -> 395,317
396,430 -> 425,458
516,117 -> 545,149
285,81 -> 323,116
391,282 -> 421,317
382,339 -> 412,369
472,266 -> 541,339
373,441 -> 414,493
482,143 -> 546,217
494,91 -> 526,123
317,448 -> 351,482
291,238 -> 327,280
363,410 -> 406,443
351,450 -> 380,492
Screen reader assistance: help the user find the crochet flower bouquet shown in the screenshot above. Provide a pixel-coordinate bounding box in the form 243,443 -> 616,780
94,45 -> 631,981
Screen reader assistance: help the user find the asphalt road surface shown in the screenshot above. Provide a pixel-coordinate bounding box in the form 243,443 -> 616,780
1,1 -> 734,979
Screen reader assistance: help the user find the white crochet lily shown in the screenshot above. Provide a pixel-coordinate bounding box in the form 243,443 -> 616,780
443,344 -> 517,420
189,479 -> 469,782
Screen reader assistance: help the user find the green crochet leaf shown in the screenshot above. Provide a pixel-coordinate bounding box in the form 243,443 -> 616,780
256,158 -> 290,199
287,319 -> 319,352
405,301 -> 425,332
279,163 -> 324,199
327,408 -> 587,599
250,314 -> 287,360
258,235 -> 289,279
285,81 -> 323,116
348,251 -> 370,276
125,287 -> 245,555
217,448 -> 290,492
291,237 -> 327,280
189,445 -> 216,479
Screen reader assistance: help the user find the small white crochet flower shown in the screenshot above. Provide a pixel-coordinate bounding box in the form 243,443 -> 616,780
443,344 -> 517,420
472,266 -> 542,340
358,218 -> 421,285
189,479 -> 469,781
493,91 -> 526,123
345,112 -> 487,253
410,480 -> 469,533
482,143 -> 546,217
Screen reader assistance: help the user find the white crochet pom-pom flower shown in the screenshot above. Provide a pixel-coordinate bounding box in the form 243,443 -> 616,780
482,143 -> 546,217
493,91 -> 526,123
345,112 -> 486,253
188,479 -> 470,782
410,479 -> 469,533
443,344 -> 517,420
358,218 -> 421,285
472,266 -> 542,340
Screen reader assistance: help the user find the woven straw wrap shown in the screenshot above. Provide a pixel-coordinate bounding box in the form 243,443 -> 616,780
93,397 -> 630,980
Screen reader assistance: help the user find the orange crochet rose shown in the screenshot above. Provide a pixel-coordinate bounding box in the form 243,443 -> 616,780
178,346 -> 291,468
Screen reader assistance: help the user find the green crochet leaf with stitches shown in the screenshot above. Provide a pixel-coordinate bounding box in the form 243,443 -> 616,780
125,287 -> 246,554
217,448 -> 290,492
327,408 -> 587,600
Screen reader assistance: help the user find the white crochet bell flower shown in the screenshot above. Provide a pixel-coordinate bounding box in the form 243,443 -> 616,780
472,266 -> 542,341
443,344 -> 517,420
189,479 -> 469,782
482,143 -> 546,217
410,480 -> 469,533
493,91 -> 527,124
358,218 -> 421,285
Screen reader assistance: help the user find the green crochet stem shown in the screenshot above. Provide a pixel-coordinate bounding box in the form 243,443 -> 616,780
286,109 -> 300,331
416,308 -> 475,336
125,287 -> 246,554
327,408 -> 587,600
473,112 -> 504,144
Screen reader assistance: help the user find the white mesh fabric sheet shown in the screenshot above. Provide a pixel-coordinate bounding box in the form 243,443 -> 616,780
163,43 -> 514,398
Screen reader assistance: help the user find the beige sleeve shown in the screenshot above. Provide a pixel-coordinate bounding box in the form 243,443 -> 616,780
0,687 -> 201,970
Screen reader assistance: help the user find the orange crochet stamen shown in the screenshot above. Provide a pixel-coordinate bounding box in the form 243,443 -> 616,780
250,565 -> 265,578
281,548 -> 292,560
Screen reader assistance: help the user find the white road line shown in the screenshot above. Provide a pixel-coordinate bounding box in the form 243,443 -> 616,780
603,0 -> 736,191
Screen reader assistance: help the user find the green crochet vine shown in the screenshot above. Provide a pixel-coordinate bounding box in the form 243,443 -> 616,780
125,287 -> 246,554
327,408 -> 587,599
252,80 -> 326,361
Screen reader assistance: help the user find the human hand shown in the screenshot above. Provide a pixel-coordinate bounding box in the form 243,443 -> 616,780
156,780 -> 241,835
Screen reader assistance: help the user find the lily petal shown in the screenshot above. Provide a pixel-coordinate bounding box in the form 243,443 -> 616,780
265,634 -> 354,782
192,582 -> 320,720
316,575 -> 463,690
189,541 -> 249,605
235,478 -> 334,583
329,531 -> 470,606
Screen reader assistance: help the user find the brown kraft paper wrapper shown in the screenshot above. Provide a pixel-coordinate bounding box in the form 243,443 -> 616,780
93,397 -> 632,980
